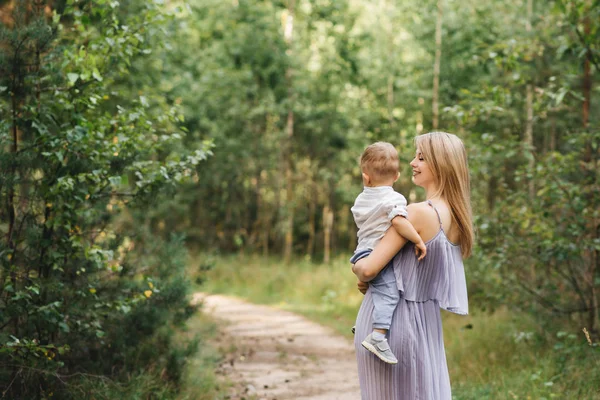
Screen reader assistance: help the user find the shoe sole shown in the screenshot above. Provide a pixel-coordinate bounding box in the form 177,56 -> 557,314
361,340 -> 398,364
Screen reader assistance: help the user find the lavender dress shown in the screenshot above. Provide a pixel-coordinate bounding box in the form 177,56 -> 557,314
354,202 -> 468,399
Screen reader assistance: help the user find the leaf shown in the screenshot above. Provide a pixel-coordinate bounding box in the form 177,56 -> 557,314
92,69 -> 103,82
555,88 -> 568,106
67,73 -> 79,84
58,322 -> 70,333
27,286 -> 40,295
109,176 -> 122,186
144,290 -> 153,298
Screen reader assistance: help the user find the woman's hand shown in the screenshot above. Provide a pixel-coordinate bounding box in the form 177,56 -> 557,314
357,280 -> 369,295
352,228 -> 407,282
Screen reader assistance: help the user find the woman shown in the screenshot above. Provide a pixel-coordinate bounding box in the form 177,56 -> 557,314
352,131 -> 473,399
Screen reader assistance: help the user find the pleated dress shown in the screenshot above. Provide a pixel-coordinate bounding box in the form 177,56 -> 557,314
354,202 -> 468,400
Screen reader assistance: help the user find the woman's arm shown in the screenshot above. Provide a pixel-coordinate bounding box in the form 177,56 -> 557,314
352,203 -> 427,283
352,227 -> 408,282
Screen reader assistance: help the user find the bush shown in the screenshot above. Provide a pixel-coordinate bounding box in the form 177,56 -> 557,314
0,1 -> 210,398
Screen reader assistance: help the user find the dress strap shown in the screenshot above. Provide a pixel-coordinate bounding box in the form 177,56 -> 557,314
426,200 -> 443,230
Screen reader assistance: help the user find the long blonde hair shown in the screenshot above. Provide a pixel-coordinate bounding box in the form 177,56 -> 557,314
415,132 -> 474,258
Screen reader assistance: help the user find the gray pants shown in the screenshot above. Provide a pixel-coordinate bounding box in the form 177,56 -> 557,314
369,262 -> 400,330
351,249 -> 399,330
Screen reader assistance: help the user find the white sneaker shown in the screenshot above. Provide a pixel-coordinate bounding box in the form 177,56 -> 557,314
361,333 -> 398,364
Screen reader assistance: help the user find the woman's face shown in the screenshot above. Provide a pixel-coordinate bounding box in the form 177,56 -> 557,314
410,148 -> 435,188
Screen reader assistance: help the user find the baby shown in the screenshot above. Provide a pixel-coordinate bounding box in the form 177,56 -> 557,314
351,142 -> 426,364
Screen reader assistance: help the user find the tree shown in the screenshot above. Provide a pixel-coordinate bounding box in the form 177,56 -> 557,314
0,1 -> 211,397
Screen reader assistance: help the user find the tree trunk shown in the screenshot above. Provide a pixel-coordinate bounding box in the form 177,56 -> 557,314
387,75 -> 395,128
550,118 -> 556,152
525,83 -> 534,198
306,179 -> 316,258
282,123 -> 294,262
487,175 -> 497,212
262,202 -> 271,257
524,0 -> 535,200
582,33 -> 591,129
432,0 -> 443,130
581,6 -> 598,336
283,0 -> 296,264
323,205 -> 334,264
6,53 -> 22,338
249,168 -> 262,251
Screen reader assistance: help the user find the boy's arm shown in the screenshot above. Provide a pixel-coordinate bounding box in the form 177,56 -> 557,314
392,212 -> 427,261
388,193 -> 427,260
391,216 -> 422,245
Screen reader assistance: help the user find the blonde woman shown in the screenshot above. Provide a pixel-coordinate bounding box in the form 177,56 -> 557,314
352,132 -> 473,399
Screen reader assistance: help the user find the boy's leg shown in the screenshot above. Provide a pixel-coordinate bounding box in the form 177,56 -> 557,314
361,262 -> 400,364
350,249 -> 372,335
369,262 -> 400,332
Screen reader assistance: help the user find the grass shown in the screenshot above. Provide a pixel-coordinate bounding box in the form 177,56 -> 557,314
58,310 -> 223,400
176,302 -> 228,400
195,253 -> 363,337
191,253 -> 600,400
76,305 -> 227,400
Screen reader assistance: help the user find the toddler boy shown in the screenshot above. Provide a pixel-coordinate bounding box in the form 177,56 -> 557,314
351,142 -> 426,364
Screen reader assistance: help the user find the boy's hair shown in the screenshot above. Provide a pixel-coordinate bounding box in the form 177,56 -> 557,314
360,142 -> 399,182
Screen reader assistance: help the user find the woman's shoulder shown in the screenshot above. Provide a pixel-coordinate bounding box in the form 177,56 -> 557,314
407,201 -> 442,240
406,201 -> 437,222
406,201 -> 435,219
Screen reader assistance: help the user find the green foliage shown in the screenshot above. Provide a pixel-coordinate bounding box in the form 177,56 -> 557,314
176,310 -> 225,400
0,1 -> 211,398
156,0 -> 371,253
474,130 -> 600,330
445,0 -> 600,336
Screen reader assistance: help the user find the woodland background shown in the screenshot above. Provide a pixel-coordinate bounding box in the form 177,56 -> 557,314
0,0 -> 598,398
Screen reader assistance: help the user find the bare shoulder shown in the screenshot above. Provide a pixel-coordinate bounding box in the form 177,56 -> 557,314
406,202 -> 433,219
407,202 -> 441,240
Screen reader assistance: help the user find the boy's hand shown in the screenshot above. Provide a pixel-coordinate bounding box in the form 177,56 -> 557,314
415,241 -> 427,261
357,280 -> 369,295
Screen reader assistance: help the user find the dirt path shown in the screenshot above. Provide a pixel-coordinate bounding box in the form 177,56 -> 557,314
193,293 -> 361,400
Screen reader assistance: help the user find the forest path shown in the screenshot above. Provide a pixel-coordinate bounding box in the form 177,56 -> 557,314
193,293 -> 361,400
